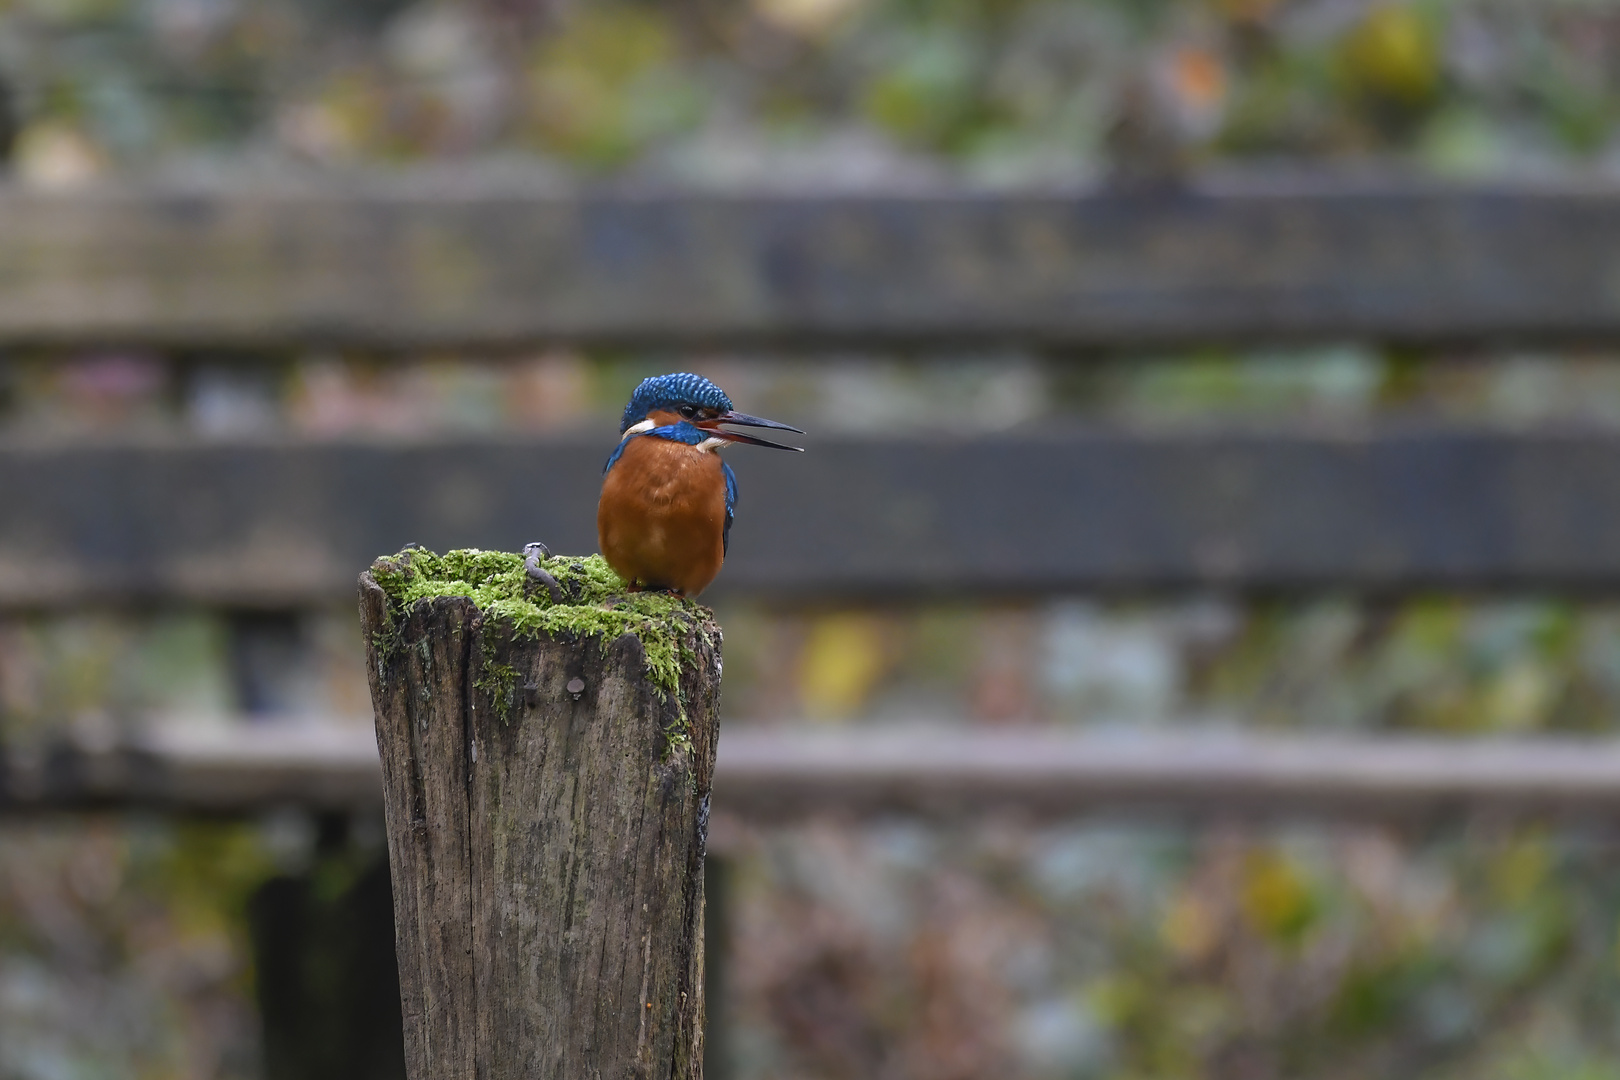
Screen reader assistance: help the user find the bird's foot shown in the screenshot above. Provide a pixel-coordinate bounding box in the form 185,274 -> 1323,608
523,541 -> 565,604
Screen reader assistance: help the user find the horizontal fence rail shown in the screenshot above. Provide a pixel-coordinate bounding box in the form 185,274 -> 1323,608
714,731 -> 1620,822
0,724 -> 382,813
3,182 -> 1620,346
4,429 -> 1620,604
8,725 -> 1620,822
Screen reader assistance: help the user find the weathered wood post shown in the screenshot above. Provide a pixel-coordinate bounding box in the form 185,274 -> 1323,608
358,547 -> 720,1079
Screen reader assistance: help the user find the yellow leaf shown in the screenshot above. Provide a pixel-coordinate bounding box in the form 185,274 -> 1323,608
1340,4 -> 1439,106
1241,849 -> 1317,943
799,613 -> 890,720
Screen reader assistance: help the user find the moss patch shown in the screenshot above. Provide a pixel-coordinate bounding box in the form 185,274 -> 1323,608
368,547 -> 704,701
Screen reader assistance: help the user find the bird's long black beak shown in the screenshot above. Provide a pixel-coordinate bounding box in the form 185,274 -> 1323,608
705,411 -> 806,452
720,411 -> 805,434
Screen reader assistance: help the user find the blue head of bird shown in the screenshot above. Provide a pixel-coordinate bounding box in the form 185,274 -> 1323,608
619,372 -> 805,451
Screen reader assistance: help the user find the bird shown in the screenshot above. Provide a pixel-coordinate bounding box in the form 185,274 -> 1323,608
598,373 -> 804,597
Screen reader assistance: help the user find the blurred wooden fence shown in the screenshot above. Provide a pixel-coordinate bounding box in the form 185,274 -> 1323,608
3,177 -> 1620,818
9,725 -> 1620,825
5,181 -> 1620,348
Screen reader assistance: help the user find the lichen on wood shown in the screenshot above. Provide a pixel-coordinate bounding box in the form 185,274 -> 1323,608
360,547 -> 721,1080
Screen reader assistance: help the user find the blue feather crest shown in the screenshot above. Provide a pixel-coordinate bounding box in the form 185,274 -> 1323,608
620,373 -> 733,433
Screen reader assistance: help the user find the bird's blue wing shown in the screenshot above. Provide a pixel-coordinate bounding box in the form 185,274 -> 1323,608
603,438 -> 631,474
722,460 -> 738,556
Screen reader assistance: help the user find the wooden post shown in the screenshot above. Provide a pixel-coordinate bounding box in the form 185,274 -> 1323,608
358,550 -> 720,1080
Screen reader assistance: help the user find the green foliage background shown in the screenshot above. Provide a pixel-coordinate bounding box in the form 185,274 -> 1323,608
2,0 -> 1619,180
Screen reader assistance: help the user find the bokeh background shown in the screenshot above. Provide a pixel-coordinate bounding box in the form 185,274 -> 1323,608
8,1 -> 1620,1078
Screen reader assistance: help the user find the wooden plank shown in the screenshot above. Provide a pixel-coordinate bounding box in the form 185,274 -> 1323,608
2,429 -> 1620,604
4,182 -> 1620,345
0,723 -> 383,812
9,725 -> 1620,822
712,730 -> 1620,822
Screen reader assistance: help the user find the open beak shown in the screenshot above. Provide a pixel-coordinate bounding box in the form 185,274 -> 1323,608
699,411 -> 806,452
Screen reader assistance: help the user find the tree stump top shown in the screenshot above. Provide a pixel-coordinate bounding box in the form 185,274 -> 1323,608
367,546 -> 717,739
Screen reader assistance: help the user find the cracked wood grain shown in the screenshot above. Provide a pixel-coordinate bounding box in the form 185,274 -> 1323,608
360,574 -> 720,1079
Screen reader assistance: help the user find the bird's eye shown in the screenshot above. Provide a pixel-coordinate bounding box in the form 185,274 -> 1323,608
679,404 -> 697,419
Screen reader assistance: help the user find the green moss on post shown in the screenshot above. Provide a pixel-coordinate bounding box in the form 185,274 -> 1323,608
360,547 -> 721,1080
369,547 -> 708,700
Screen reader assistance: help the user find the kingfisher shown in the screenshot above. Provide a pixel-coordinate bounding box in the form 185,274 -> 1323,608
598,373 -> 804,597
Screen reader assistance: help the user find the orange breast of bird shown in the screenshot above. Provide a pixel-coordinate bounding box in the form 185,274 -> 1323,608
597,435 -> 728,597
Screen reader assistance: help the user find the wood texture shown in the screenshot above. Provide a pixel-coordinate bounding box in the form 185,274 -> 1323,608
5,183 -> 1620,346
9,429 -> 1620,605
358,571 -> 720,1079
